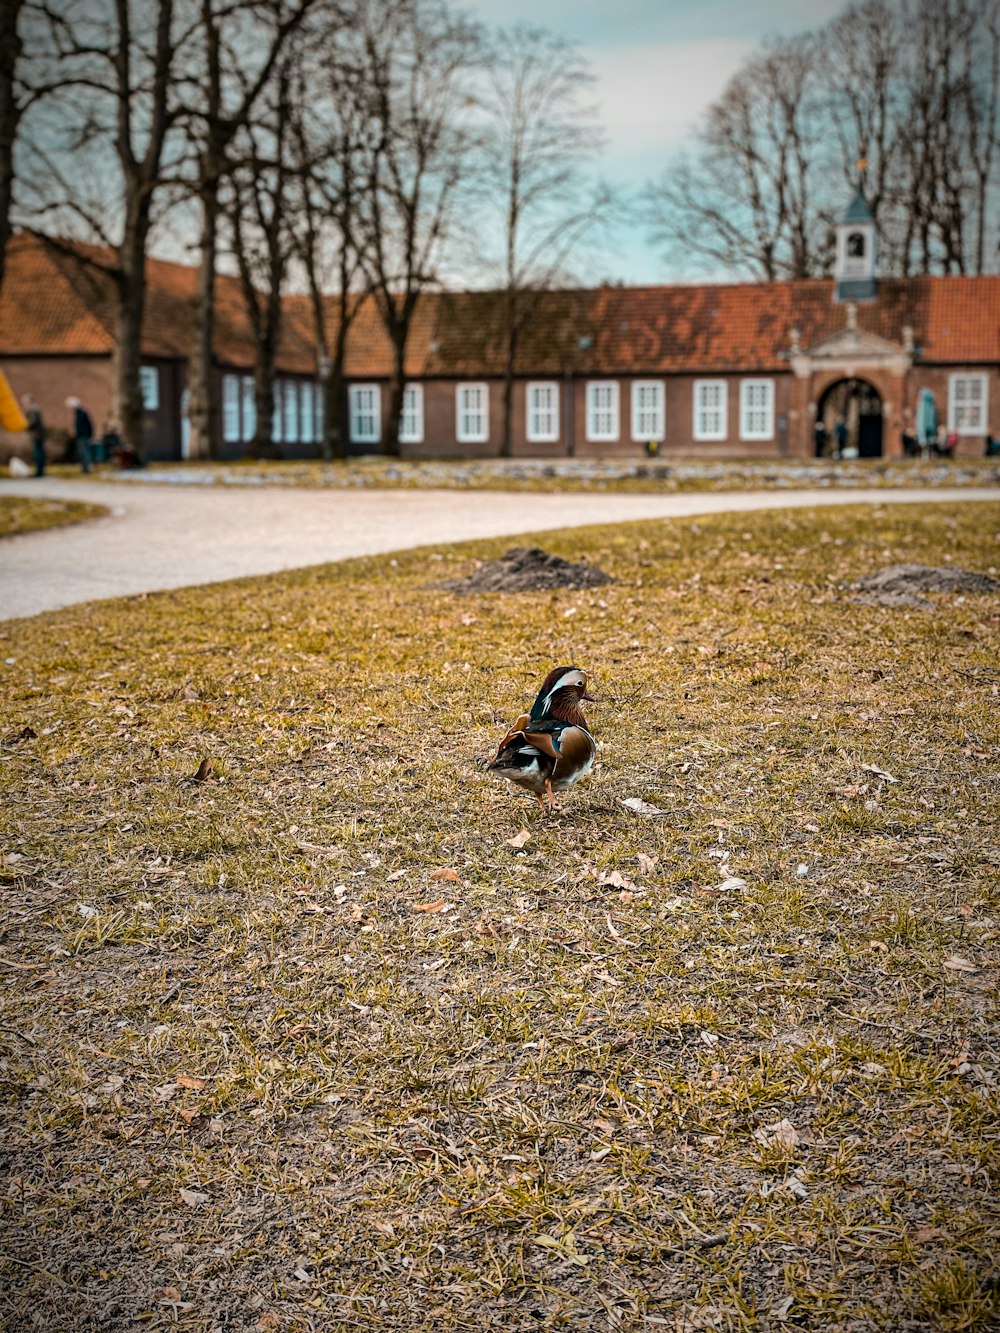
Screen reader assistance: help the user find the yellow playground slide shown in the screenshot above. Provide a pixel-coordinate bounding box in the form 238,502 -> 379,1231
0,370 -> 28,432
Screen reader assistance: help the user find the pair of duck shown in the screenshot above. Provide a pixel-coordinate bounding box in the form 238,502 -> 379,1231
487,666 -> 595,813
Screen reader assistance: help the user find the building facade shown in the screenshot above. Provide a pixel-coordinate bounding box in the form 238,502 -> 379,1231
1,210 -> 997,463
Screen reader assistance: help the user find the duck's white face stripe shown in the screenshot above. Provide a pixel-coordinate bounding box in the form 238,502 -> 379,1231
542,671 -> 586,711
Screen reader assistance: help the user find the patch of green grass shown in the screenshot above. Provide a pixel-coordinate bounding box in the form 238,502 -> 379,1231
1,501 -> 998,1330
0,494 -> 107,537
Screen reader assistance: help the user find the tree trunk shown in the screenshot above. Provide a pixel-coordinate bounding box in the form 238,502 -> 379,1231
0,0 -> 23,296
326,295 -> 351,460
253,352 -> 276,458
500,286 -> 517,458
114,206 -> 151,457
187,170 -> 220,459
384,335 -> 404,457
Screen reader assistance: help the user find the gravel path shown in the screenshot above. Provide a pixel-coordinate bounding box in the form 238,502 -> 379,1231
0,477 -> 995,621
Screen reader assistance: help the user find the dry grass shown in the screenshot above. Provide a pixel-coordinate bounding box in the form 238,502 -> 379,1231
1,501 -> 998,1332
0,495 -> 106,538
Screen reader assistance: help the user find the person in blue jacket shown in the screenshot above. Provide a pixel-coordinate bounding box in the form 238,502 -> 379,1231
66,396 -> 94,473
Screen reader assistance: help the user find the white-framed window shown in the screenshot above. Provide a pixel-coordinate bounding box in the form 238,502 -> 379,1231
948,374 -> 989,435
315,384 -> 324,440
694,380 -> 728,441
739,379 -> 774,441
457,383 -> 488,443
400,384 -> 424,444
350,384 -> 381,443
300,383 -> 315,444
272,383 -> 283,443
586,381 -> 619,442
223,374 -> 241,443
631,381 -> 664,442
139,365 -> 159,411
241,376 -> 256,443
527,381 -> 559,443
284,379 -> 299,443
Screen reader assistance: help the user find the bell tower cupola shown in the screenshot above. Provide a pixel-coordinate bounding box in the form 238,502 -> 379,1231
834,183 -> 877,303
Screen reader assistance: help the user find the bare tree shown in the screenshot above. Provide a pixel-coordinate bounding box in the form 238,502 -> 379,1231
222,61 -> 296,457
645,0 -> 1000,281
643,36 -> 824,281
288,51 -> 370,461
182,0 -> 315,461
23,0 -> 185,454
476,25 -> 609,458
825,0 -> 904,224
350,0 -> 481,455
0,0 -> 27,293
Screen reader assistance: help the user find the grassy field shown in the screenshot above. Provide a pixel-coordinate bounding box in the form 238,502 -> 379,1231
1,502 -> 998,1332
0,494 -> 107,537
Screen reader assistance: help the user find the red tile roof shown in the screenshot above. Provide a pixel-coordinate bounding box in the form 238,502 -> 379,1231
331,276 -> 1000,377
0,232 -> 317,373
3,231 -> 998,376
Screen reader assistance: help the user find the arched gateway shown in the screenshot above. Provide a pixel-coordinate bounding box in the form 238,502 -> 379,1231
817,377 -> 883,457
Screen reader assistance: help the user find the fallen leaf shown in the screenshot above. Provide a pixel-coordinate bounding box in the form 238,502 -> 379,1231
429,867 -> 461,882
192,758 -> 213,781
718,877 -> 748,892
386,868 -> 408,881
412,898 -> 447,913
159,1286 -> 183,1304
506,829 -> 531,849
636,852 -> 658,874
619,797 -> 669,817
179,1188 -> 209,1207
599,869 -> 639,891
944,954 -> 980,973
861,763 -> 898,783
754,1118 -> 799,1149
176,1075 -> 205,1090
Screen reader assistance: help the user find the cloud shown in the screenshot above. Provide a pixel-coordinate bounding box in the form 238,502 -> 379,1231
584,36 -> 754,181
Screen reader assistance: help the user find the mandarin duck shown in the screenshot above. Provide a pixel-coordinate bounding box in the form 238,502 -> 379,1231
487,666 -> 596,812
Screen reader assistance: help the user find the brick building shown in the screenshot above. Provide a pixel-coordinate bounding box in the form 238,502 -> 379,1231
1,195 -> 997,462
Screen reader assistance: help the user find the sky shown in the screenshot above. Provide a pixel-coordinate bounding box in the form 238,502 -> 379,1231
463,0 -> 848,284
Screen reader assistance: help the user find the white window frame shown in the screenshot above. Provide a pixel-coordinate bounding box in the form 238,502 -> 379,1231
222,374 -> 240,443
139,365 -> 159,411
739,379 -> 775,441
284,379 -> 299,443
349,384 -> 381,444
693,379 -> 728,441
527,381 -> 560,443
586,381 -> 619,442
948,373 -> 989,435
272,383 -> 283,443
456,383 -> 489,443
300,383 -> 315,444
399,384 -> 424,444
630,381 -> 664,442
241,376 -> 256,443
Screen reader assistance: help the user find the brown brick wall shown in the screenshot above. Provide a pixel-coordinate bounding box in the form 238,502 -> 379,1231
0,355 -> 112,461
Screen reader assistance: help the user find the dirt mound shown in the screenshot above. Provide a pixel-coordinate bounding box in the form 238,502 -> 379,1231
852,563 -> 999,608
436,546 -> 614,595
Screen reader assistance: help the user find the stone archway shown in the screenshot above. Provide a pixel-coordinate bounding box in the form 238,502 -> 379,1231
817,377 -> 883,458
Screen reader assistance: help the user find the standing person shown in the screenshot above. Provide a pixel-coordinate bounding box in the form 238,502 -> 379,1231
66,396 -> 94,473
834,417 -> 848,458
22,394 -> 46,476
